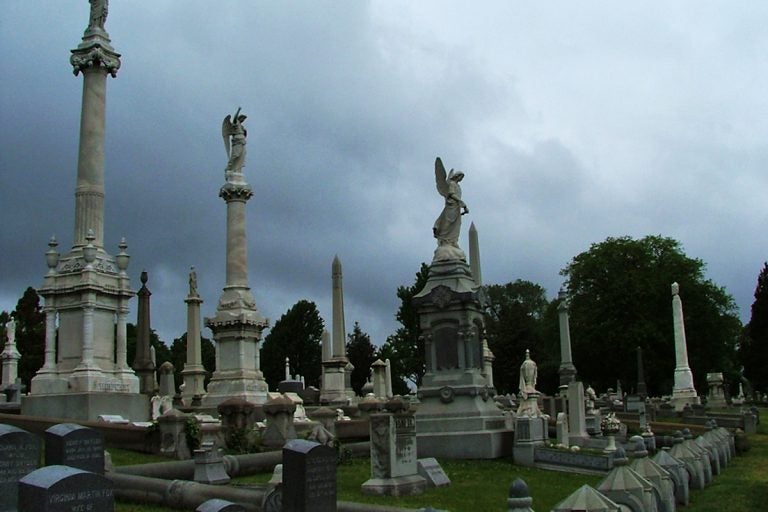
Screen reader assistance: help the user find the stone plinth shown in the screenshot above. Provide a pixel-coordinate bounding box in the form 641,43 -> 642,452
362,408 -> 426,496
413,259 -> 513,459
261,395 -> 297,449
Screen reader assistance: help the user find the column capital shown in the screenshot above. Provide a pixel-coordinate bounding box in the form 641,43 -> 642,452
219,182 -> 253,202
70,40 -> 121,77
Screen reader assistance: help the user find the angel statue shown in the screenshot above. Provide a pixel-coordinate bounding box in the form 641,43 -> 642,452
222,108 -> 248,175
432,157 -> 469,261
88,0 -> 109,31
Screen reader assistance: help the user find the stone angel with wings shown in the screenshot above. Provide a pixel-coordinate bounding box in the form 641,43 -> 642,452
222,108 -> 247,174
432,157 -> 469,261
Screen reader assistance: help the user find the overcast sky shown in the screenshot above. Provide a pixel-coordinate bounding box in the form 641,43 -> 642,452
1,1 -> 766,348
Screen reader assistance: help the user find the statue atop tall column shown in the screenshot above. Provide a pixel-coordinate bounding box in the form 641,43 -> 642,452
88,0 -> 108,31
204,108 -> 269,408
222,108 -> 247,176
432,158 -> 469,262
516,350 -> 543,417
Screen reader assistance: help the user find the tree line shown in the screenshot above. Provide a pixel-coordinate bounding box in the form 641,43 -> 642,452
2,235 -> 766,399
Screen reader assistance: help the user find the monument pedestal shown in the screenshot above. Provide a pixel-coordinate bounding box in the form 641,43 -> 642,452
413,259 -> 513,459
320,358 -> 353,405
22,392 -> 149,422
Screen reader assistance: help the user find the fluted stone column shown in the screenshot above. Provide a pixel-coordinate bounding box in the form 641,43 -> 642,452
670,282 -> 699,411
25,3 -> 144,421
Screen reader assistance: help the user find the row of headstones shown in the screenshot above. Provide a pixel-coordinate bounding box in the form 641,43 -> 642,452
0,422 -> 108,512
550,421 -> 736,512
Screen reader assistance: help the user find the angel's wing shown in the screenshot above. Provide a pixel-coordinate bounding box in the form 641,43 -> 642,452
221,115 -> 234,158
435,157 -> 449,197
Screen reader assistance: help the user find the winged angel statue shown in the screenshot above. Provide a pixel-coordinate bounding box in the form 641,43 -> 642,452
432,157 -> 469,261
222,108 -> 247,174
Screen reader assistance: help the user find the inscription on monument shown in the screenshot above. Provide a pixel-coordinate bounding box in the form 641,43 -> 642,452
283,439 -> 336,512
0,424 -> 41,512
45,424 -> 105,474
19,465 -> 114,512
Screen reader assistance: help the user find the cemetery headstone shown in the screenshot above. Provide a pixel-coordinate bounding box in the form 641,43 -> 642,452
417,458 -> 450,487
196,498 -> 246,512
262,484 -> 283,512
19,465 -> 113,512
44,423 -> 104,474
283,439 -> 336,512
193,442 -> 230,485
0,424 -> 41,512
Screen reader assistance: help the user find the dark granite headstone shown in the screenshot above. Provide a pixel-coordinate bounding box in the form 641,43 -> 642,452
18,465 -> 113,512
0,424 -> 41,512
45,423 -> 104,474
196,498 -> 246,512
283,439 -> 336,512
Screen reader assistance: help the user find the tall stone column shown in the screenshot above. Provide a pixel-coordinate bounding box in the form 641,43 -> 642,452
133,271 -> 156,394
557,288 -> 577,390
203,111 -> 269,408
320,256 -> 353,404
182,268 -> 206,403
25,3 -> 143,421
636,346 -> 647,399
670,282 -> 699,411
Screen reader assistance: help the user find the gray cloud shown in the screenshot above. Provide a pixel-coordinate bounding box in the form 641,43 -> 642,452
1,1 -> 766,349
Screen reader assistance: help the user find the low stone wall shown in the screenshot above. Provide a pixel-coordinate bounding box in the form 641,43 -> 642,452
0,412 -> 155,453
535,447 -> 614,472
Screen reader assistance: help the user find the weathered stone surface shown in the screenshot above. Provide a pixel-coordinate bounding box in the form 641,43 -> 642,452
417,458 -> 450,487
196,498 -> 246,512
363,412 -> 426,496
551,484 -> 621,512
45,423 -> 104,474
19,465 -> 113,512
0,424 -> 41,512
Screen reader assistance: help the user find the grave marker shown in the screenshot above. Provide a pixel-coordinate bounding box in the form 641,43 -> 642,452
19,465 -> 113,512
0,424 -> 41,512
283,439 -> 336,512
45,423 -> 104,474
417,458 -> 450,487
196,498 -> 246,512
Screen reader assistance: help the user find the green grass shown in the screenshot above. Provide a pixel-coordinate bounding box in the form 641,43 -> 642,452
115,409 -> 768,511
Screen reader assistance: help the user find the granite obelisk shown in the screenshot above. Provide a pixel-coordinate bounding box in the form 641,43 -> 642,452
320,256 -> 353,403
23,1 -> 145,421
133,271 -> 156,395
203,109 -> 269,408
670,282 -> 699,411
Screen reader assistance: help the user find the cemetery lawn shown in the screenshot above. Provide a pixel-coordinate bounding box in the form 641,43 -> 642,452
113,409 -> 768,511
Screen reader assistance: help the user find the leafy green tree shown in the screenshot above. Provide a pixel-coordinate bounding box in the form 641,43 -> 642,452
2,287 -> 46,390
484,280 -> 555,394
377,263 -> 429,393
169,333 -> 216,392
561,235 -> 741,395
740,262 -> 768,393
261,300 -> 324,390
346,322 -> 376,396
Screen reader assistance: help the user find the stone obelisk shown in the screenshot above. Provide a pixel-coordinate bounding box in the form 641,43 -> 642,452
24,1 -> 145,421
320,255 -> 353,404
670,282 -> 699,411
469,222 -> 495,390
182,267 -> 206,403
557,288 -> 577,391
133,271 -> 156,394
203,109 -> 269,408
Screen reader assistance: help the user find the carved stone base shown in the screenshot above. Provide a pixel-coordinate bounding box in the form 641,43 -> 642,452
361,475 -> 427,496
22,392 -> 149,422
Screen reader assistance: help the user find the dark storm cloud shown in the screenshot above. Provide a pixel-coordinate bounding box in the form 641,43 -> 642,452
1,1 -> 766,347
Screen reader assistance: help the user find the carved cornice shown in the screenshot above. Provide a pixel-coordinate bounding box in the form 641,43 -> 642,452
219,182 -> 253,202
70,43 -> 121,77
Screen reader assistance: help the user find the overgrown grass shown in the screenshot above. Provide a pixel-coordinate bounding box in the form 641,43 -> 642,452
115,409 -> 768,511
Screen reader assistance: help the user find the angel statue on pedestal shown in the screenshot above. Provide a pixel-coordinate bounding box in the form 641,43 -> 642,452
222,107 -> 247,175
432,157 -> 469,261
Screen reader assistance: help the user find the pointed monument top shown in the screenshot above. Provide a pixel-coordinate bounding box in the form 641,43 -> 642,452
469,222 -> 477,233
671,282 -> 680,295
